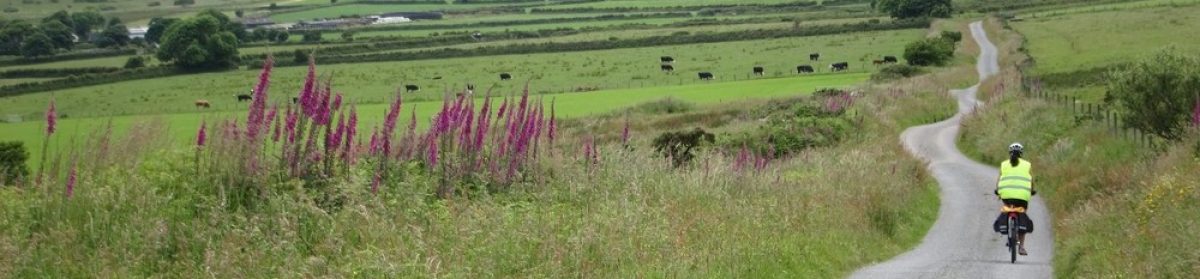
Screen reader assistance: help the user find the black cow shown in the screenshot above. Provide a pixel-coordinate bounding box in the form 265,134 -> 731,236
698,72 -> 714,80
405,84 -> 420,92
292,97 -> 300,104
500,73 -> 512,80
467,84 -> 475,91
661,64 -> 674,72
236,94 -> 253,102
809,53 -> 820,61
753,66 -> 764,76
830,62 -> 849,72
883,56 -> 898,63
661,56 -> 674,63
797,65 -> 815,73
432,76 -> 443,80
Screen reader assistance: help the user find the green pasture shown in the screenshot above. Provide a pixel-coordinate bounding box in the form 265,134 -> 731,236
0,72 -> 866,167
0,0 -> 276,22
0,55 -> 157,72
1018,0 -> 1200,18
532,0 -> 814,10
1013,5 -> 1200,75
270,3 -> 513,22
0,77 -> 54,87
0,29 -> 918,119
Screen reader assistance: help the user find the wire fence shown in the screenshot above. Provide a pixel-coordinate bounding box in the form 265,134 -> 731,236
1020,76 -> 1168,150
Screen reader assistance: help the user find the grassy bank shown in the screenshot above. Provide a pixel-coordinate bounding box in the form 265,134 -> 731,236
960,16 -> 1200,278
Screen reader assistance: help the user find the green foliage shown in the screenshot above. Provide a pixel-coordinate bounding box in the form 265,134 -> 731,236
1106,48 -> 1200,140
652,127 -> 715,167
39,20 -> 74,50
940,30 -> 962,43
20,32 -> 56,58
292,49 -> 309,64
173,0 -> 195,6
235,10 -> 245,18
124,56 -> 147,69
0,141 -> 29,184
871,64 -> 925,81
1,20 -> 36,55
145,17 -> 180,44
302,30 -> 322,43
903,37 -> 955,66
875,0 -> 952,19
97,24 -> 130,48
341,30 -> 355,42
722,98 -> 854,156
0,67 -> 121,78
631,97 -> 694,114
156,13 -> 241,70
69,11 -> 105,39
41,10 -> 74,29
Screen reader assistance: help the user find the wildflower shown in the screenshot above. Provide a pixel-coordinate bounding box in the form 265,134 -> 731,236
331,93 -> 343,112
45,99 -> 57,136
548,98 -> 556,143
427,139 -> 438,168
371,172 -> 381,194
246,56 -> 273,140
65,163 -> 76,198
299,57 -> 317,117
285,105 -> 298,143
196,121 -> 207,147
344,104 -> 357,163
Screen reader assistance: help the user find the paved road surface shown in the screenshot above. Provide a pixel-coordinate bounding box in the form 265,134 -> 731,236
849,21 -> 1054,279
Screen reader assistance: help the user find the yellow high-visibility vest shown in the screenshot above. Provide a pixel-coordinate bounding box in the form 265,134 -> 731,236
997,159 -> 1033,201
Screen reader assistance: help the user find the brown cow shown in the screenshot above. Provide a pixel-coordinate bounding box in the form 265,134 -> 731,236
873,60 -> 885,66
195,99 -> 211,109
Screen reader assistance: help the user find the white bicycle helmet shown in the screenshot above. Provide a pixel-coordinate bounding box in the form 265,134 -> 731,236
1009,142 -> 1024,153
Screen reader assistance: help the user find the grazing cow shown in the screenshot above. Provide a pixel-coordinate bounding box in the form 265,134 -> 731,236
809,53 -> 820,61
873,60 -> 885,66
194,99 -> 210,109
236,94 -> 253,102
830,62 -> 849,72
432,76 -> 443,80
467,84 -> 475,91
292,97 -> 300,104
883,56 -> 898,63
499,73 -> 512,80
661,56 -> 675,63
405,84 -> 420,92
753,66 -> 764,76
797,65 -> 815,73
661,64 -> 674,72
698,72 -> 714,80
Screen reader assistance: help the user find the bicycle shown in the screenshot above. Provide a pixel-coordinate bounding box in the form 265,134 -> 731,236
999,204 -> 1026,263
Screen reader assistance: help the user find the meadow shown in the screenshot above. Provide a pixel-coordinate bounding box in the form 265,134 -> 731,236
1011,3 -> 1200,102
0,29 -> 918,119
0,0 -> 277,22
270,3 -> 515,22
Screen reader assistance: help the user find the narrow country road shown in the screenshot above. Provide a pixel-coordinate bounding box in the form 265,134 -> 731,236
849,22 -> 1054,278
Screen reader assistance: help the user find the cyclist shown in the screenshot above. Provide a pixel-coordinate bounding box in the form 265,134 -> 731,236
995,143 -> 1036,256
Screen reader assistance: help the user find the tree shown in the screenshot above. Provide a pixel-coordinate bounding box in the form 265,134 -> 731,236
21,32 -> 56,58
293,49 -> 308,64
106,17 -> 122,27
302,30 -> 322,42
39,21 -> 74,50
235,10 -> 244,18
0,20 -> 35,55
940,30 -> 962,43
156,14 -> 240,69
341,30 -> 355,42
274,31 -> 289,42
97,24 -> 130,47
174,0 -> 195,6
875,0 -> 952,19
1107,48 -> 1200,140
42,10 -> 74,30
70,11 -> 105,39
124,56 -> 147,69
145,17 -> 179,44
903,37 -> 954,66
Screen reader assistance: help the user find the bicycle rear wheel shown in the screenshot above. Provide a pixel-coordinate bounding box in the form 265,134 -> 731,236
1008,216 -> 1018,263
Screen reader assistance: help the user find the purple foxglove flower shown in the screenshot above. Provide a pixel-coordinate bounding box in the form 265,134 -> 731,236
196,121 -> 207,147
45,99 -> 57,136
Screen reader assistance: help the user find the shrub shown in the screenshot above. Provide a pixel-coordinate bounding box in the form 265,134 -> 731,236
124,56 -> 147,69
1106,48 -> 1200,140
632,97 -> 694,114
722,96 -> 855,156
652,127 -> 716,167
871,64 -> 926,81
173,0 -> 194,5
875,0 -> 952,19
148,1 -> 160,6
3,7 -> 18,13
903,37 -> 955,66
0,141 -> 30,184
940,30 -> 962,43
302,31 -> 322,43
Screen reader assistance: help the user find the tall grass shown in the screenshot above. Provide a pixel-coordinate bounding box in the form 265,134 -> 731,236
961,18 -> 1200,278
0,30 -> 996,276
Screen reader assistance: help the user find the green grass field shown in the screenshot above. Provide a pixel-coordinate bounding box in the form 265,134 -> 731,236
532,0 -> 813,10
270,3 -> 512,22
1012,4 -> 1200,102
0,55 -> 157,72
0,72 -> 867,167
0,0 -> 277,22
0,29 -> 918,119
